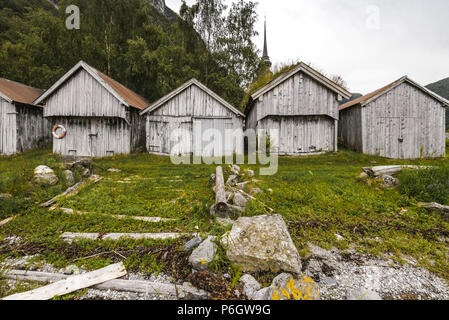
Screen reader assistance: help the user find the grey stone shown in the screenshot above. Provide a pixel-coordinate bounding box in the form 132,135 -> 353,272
321,276 -> 338,287
33,166 -> 58,185
246,170 -> 255,177
223,214 -> 302,274
233,192 -> 248,207
216,217 -> 235,227
183,236 -> 203,251
189,236 -> 217,271
226,175 -> 239,186
230,164 -> 241,175
64,170 -> 75,186
252,287 -> 271,300
382,175 -> 399,188
82,168 -> 91,177
63,265 -> 81,275
240,274 -> 262,299
346,288 -> 382,300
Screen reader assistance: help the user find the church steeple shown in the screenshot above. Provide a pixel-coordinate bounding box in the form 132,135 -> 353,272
262,17 -> 272,68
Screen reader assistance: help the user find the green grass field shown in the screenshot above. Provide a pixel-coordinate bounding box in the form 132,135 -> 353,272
0,147 -> 448,297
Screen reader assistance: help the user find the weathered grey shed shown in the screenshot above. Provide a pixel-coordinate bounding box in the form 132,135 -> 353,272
140,79 -> 245,157
34,61 -> 149,157
245,62 -> 351,155
0,78 -> 49,155
339,76 -> 449,159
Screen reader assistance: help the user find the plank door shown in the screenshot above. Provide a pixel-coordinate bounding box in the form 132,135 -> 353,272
375,117 -> 400,159
399,117 -> 420,159
147,121 -> 169,154
193,118 -> 234,157
0,103 -> 17,155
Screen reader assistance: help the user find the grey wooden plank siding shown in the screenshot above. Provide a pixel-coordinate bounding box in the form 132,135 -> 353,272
145,83 -> 244,156
43,67 -> 145,157
0,97 -> 16,155
15,103 -> 51,153
44,69 -> 125,119
247,71 -> 340,155
340,81 -> 446,159
1,98 -> 50,155
338,105 -> 363,151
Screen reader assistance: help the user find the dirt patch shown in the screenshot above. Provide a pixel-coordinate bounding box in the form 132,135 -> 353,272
187,270 -> 245,300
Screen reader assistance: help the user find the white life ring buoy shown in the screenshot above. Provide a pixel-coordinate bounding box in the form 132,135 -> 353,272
52,125 -> 67,139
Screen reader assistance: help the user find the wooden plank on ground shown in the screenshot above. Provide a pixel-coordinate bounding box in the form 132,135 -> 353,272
2,262 -> 126,300
59,208 -> 176,223
0,215 -> 16,227
40,175 -> 103,208
61,232 -> 194,243
4,270 -> 208,299
418,202 -> 449,219
362,165 -> 433,177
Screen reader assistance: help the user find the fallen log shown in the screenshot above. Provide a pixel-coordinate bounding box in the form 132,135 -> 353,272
211,166 -> 230,217
61,232 -> 195,243
59,208 -> 176,223
4,270 -> 209,300
362,165 -> 433,178
0,215 -> 16,227
40,175 -> 103,208
418,202 -> 449,219
2,262 -> 126,300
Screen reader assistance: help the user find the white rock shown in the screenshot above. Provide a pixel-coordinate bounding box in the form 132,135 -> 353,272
223,214 -> 302,274
33,166 -> 58,185
183,236 -> 203,251
189,236 -> 217,271
226,175 -> 239,186
240,274 -> 262,299
107,168 -> 121,173
64,170 -> 75,186
233,192 -> 248,207
230,165 -> 241,175
246,170 -> 255,177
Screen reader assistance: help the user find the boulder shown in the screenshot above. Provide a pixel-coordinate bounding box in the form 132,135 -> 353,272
33,166 -> 59,185
240,274 -> 262,299
64,170 -> 75,186
189,236 -> 217,271
346,288 -> 382,300
251,273 -> 320,300
183,236 -> 203,251
223,214 -> 302,274
232,192 -> 248,208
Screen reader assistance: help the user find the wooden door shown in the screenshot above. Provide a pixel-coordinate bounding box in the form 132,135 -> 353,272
193,118 -> 233,157
399,117 -> 420,159
0,103 -> 17,155
147,121 -> 169,154
375,117 -> 400,159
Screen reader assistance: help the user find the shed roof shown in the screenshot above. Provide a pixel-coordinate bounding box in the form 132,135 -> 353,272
251,62 -> 352,101
140,78 -> 244,117
339,76 -> 449,111
34,61 -> 149,110
0,78 -> 43,105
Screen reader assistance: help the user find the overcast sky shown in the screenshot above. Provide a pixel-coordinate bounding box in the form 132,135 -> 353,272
166,0 -> 449,94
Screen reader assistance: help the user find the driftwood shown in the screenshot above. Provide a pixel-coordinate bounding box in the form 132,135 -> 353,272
2,262 -> 126,300
59,208 -> 176,223
40,175 -> 103,208
4,270 -> 209,299
0,215 -> 16,227
418,202 -> 449,219
61,232 -> 195,243
362,165 -> 433,178
211,166 -> 230,217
